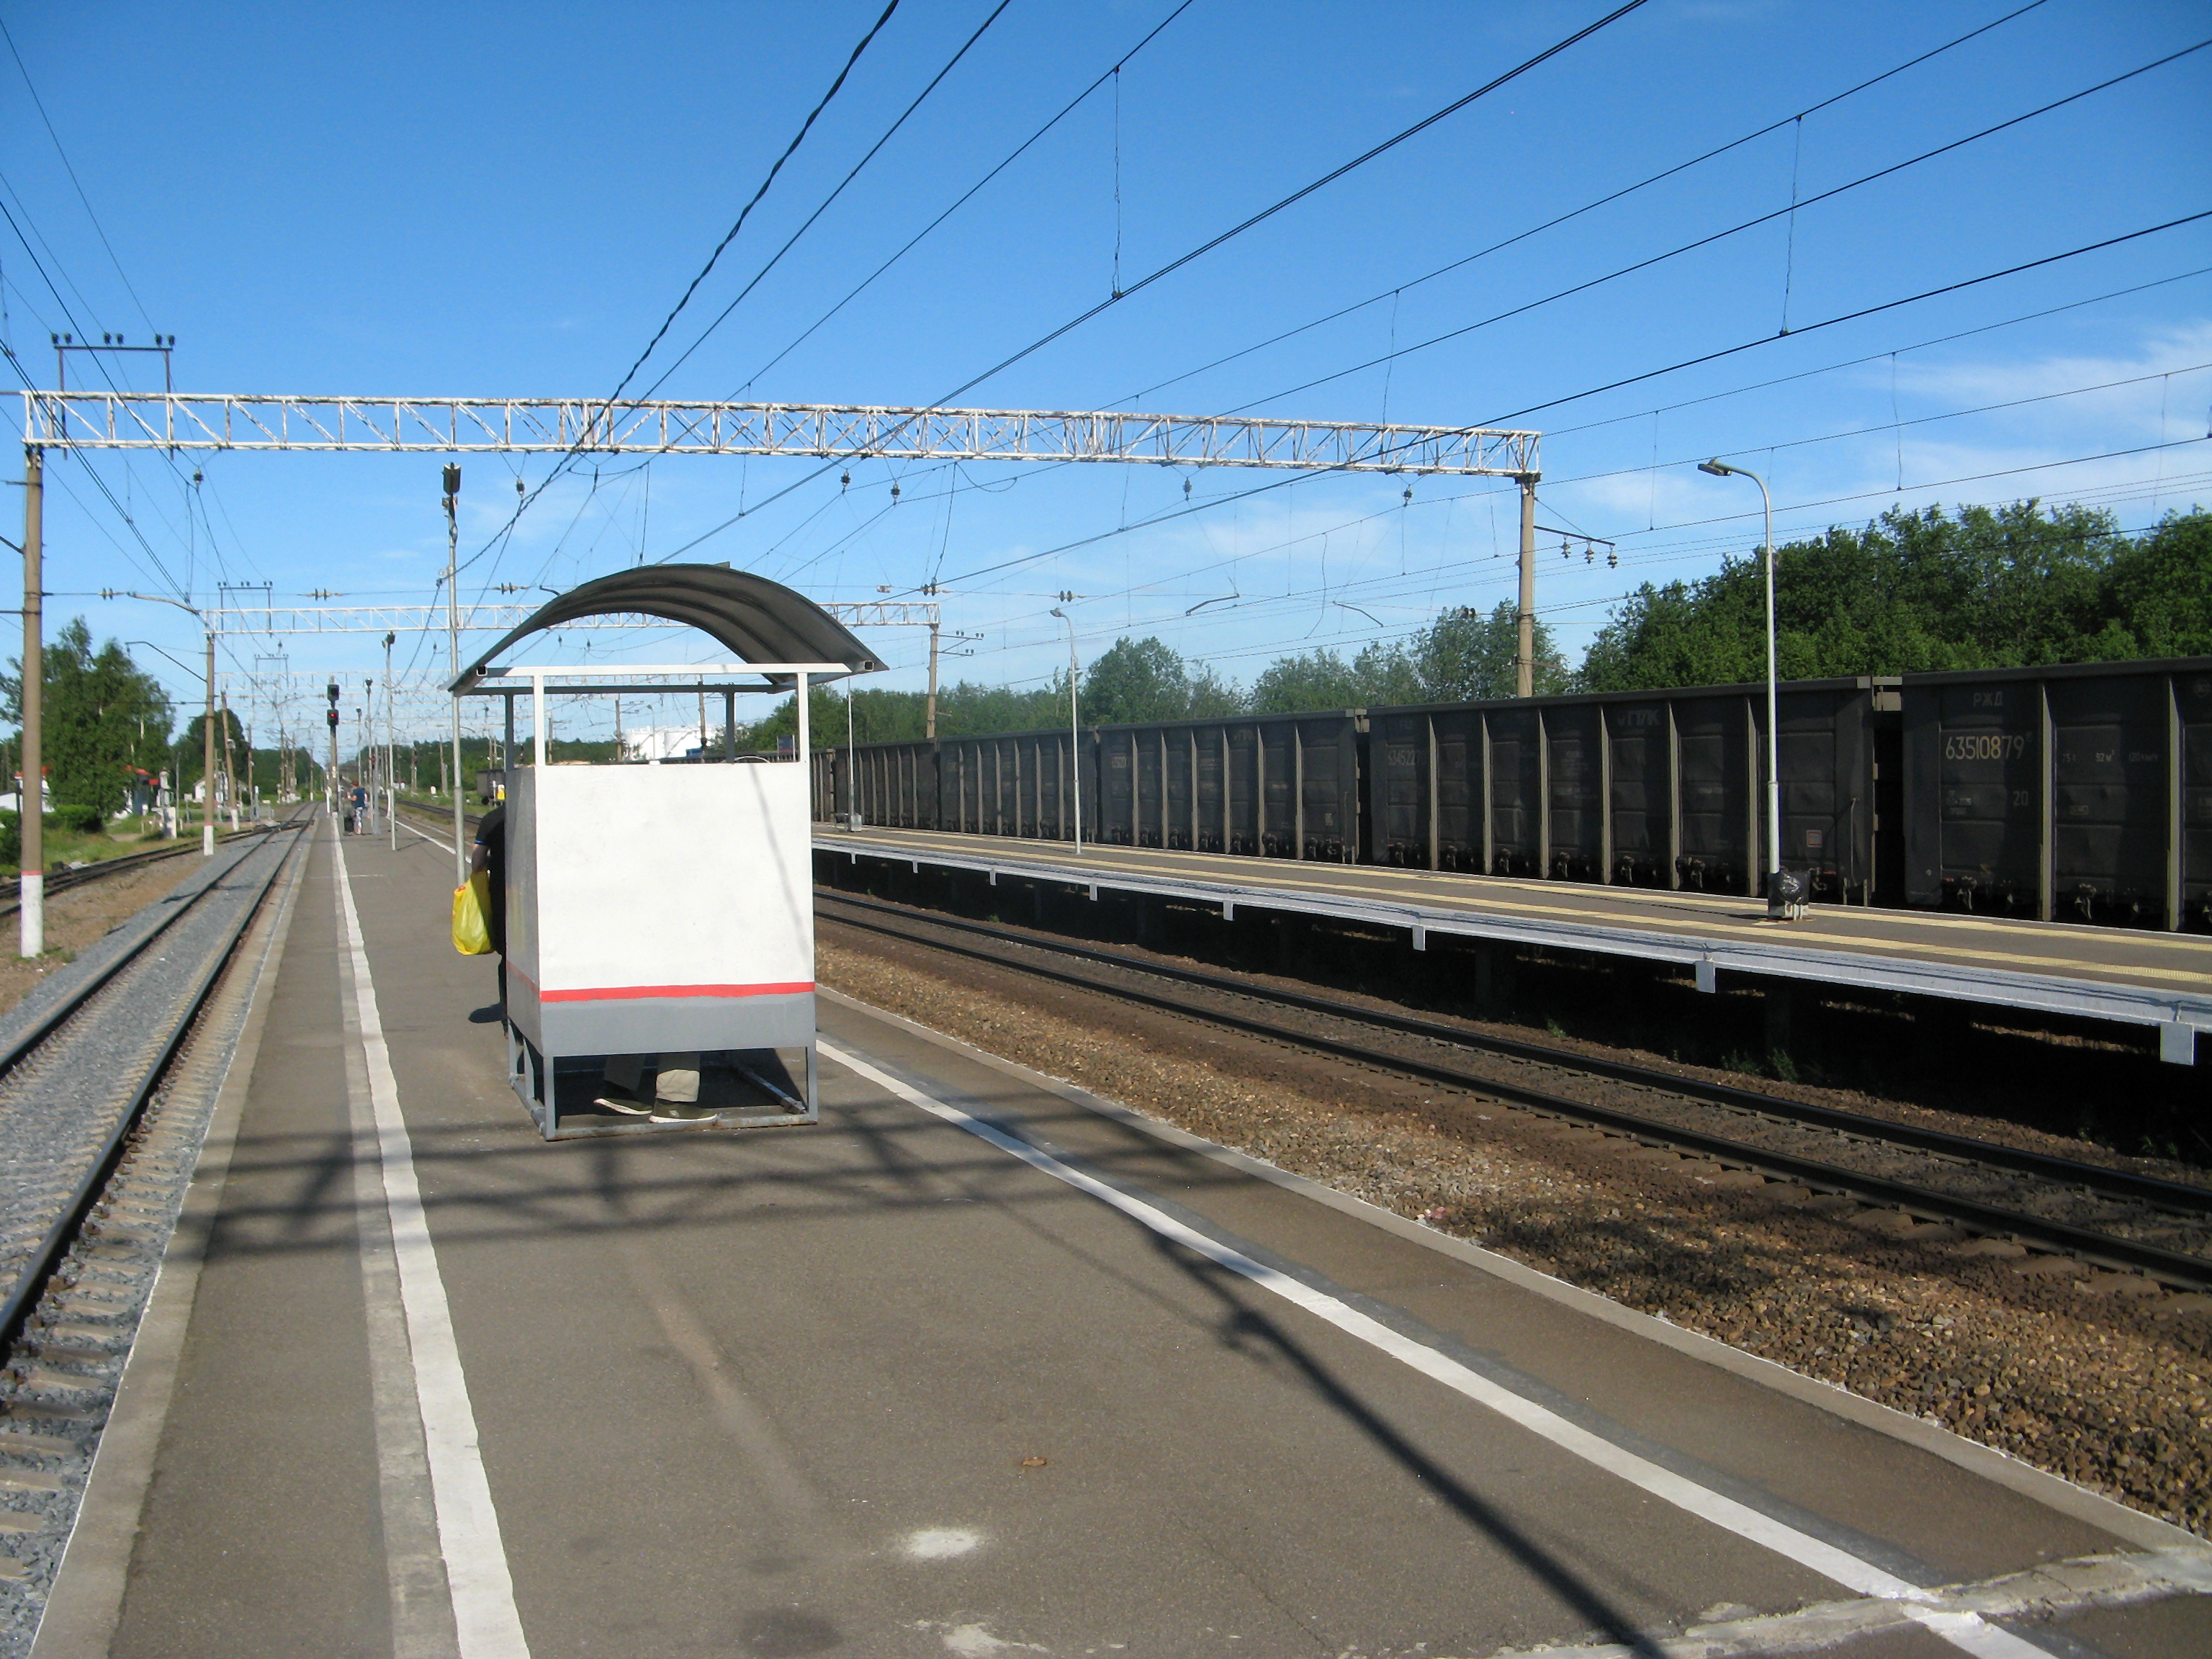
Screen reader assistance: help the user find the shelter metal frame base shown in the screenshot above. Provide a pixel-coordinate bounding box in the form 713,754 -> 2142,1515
503,1016 -> 821,1141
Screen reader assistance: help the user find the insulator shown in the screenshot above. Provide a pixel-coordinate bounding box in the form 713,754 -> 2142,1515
890,482 -> 901,500
1183,478 -> 1192,497
1403,487 -> 1413,504
1585,547 -> 1593,563
1607,551 -> 1619,568
840,472 -> 850,489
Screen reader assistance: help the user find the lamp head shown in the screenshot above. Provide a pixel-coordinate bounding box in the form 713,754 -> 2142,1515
1697,459 -> 1732,477
1049,607 -> 1065,619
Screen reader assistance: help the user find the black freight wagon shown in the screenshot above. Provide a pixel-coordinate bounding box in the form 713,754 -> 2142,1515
849,737 -> 939,830
1367,678 -> 1888,904
935,729 -> 1088,841
1089,710 -> 1363,861
1902,655 -> 2212,929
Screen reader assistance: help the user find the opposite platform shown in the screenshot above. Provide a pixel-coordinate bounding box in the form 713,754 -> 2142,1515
817,827 -> 2212,1060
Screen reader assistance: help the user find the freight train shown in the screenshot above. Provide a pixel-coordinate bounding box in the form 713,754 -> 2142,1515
813,655 -> 2212,932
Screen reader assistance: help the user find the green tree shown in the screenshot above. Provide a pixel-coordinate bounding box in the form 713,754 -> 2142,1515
1079,637 -> 1195,725
176,707 -> 247,801
2091,508 -> 2212,658
1,619 -> 174,815
1413,601 -> 1568,701
1186,662 -> 1246,718
1248,647 -> 1364,713
1575,500 -> 2204,691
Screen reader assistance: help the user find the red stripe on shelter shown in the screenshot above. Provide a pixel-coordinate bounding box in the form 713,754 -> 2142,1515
537,981 -> 815,1003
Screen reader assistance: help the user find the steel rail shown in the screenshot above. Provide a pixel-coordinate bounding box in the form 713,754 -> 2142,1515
820,889 -> 2211,1214
0,824 -> 279,918
817,889 -> 2212,1291
0,825 -> 288,1072
0,809 -> 313,1352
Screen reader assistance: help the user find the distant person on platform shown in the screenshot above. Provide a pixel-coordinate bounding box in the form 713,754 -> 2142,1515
349,783 -> 369,835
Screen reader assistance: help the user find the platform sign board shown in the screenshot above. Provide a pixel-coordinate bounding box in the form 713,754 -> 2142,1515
503,760 -> 815,1133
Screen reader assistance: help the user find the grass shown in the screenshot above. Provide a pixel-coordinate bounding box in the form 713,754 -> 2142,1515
1,814 -> 253,878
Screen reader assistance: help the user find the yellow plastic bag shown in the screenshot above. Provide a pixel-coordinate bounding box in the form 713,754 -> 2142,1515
451,871 -> 493,956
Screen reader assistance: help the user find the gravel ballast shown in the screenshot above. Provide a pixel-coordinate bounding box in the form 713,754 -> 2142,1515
817,929 -> 2212,1539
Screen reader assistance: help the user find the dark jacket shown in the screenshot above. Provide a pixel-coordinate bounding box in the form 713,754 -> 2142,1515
473,804 -> 507,956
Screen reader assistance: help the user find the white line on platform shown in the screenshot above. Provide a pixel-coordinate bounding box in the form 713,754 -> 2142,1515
819,1038 -> 2050,1659
336,830 -> 530,1659
395,815 -> 457,855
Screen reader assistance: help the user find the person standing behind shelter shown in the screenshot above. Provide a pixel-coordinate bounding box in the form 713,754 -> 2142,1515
470,803 -> 506,1007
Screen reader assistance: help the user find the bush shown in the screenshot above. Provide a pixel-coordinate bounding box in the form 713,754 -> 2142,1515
44,804 -> 104,835
0,811 -> 15,866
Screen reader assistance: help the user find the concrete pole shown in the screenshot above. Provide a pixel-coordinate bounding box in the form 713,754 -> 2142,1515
385,631 -> 397,850
202,629 -> 217,856
1516,472 -> 1539,698
18,446 -> 42,958
925,621 -> 940,741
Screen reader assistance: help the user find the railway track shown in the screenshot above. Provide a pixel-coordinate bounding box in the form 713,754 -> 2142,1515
0,806 -> 314,1352
816,887 -> 2212,1295
0,824 -> 282,920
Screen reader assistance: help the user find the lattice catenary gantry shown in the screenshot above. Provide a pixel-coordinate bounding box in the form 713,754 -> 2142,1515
22,392 -> 1539,477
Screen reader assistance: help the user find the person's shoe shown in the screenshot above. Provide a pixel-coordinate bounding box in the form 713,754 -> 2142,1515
649,1100 -> 718,1123
593,1088 -> 652,1116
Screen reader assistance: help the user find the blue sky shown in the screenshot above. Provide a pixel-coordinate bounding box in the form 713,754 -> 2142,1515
4,0 -> 2207,747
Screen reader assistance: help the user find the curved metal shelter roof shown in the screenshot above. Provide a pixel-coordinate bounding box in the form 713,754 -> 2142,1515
448,564 -> 882,691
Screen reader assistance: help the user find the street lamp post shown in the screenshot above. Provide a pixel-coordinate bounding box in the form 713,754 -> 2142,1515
1050,607 -> 1082,855
1694,459 -> 1802,920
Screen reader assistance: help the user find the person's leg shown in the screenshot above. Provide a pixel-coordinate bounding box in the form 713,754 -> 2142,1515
595,1053 -> 651,1114
648,1053 -> 711,1121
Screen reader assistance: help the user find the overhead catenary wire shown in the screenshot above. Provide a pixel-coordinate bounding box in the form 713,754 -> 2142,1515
1480,210 -> 2212,427
634,0 -> 1016,404
726,0 -> 1201,399
892,210 -> 2212,605
653,0 -> 1655,563
1223,39 -> 2211,418
1110,0 -> 2058,409
762,261 -> 2212,626
0,18 -> 155,334
455,0 -> 907,595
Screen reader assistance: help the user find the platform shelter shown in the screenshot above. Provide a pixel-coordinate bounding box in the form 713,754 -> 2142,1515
449,565 -> 877,1138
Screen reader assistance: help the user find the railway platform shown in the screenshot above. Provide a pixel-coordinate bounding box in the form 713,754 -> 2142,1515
817,828 -> 2212,1064
25,814 -> 2212,1656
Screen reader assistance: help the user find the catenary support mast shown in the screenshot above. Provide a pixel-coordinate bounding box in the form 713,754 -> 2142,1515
18,447 -> 42,958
